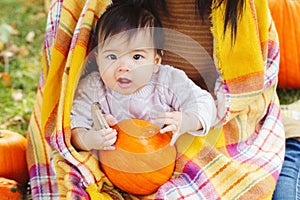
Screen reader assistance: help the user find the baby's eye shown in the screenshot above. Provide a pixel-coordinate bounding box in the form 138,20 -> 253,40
107,54 -> 117,60
133,54 -> 143,60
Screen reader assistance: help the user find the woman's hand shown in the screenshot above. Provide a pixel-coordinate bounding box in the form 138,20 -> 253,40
153,111 -> 202,146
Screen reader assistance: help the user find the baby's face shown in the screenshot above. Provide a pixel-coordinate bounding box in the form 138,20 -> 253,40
96,30 -> 161,95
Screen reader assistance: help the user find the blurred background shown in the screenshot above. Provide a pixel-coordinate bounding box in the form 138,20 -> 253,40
0,0 -> 46,135
0,0 -> 299,136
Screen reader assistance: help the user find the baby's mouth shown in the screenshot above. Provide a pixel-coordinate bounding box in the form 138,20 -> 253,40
117,77 -> 132,88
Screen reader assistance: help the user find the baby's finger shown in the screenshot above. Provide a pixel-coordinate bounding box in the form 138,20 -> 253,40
102,128 -> 116,135
153,118 -> 177,126
103,145 -> 116,150
104,114 -> 118,126
170,133 -> 179,146
160,124 -> 177,134
104,136 -> 117,146
156,112 -> 176,119
103,129 -> 117,139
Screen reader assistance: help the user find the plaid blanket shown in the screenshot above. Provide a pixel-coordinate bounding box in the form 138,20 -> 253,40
26,0 -> 285,199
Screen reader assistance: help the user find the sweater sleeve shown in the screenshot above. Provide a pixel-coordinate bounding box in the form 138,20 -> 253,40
70,72 -> 103,130
159,65 -> 217,136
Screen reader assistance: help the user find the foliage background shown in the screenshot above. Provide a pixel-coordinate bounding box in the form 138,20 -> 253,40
0,0 -> 300,136
0,0 -> 46,135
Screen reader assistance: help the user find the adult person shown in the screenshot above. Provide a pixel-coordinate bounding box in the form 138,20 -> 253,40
268,0 -> 300,198
127,1 -> 284,199
26,0 -> 284,199
273,116 -> 300,199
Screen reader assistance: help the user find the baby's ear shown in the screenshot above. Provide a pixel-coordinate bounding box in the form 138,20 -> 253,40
153,57 -> 161,73
155,51 -> 163,64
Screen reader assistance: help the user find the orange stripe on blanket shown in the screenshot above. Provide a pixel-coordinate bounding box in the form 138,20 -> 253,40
226,71 -> 264,94
55,29 -> 72,56
62,5 -> 79,24
44,104 -> 58,138
76,28 -> 92,48
77,152 -> 94,167
33,106 -> 42,139
86,8 -> 97,16
221,170 -> 250,197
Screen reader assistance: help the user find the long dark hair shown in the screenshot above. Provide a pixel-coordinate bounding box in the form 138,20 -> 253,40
112,0 -> 168,21
113,0 -> 245,40
212,0 -> 246,40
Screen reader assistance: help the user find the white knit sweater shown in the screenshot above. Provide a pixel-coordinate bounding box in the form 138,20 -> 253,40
71,65 -> 216,136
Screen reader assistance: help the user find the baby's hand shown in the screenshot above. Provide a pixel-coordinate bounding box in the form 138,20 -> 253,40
72,127 -> 118,151
88,112 -> 118,150
87,128 -> 118,150
103,114 -> 118,126
153,112 -> 201,146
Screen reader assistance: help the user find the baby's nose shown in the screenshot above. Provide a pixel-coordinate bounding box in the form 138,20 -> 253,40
117,65 -> 131,72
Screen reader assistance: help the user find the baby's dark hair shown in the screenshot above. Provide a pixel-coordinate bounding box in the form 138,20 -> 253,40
94,3 -> 164,57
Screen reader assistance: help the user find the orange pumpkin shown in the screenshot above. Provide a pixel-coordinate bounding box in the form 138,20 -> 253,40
268,0 -> 300,88
0,130 -> 29,187
0,177 -> 23,199
99,119 -> 177,195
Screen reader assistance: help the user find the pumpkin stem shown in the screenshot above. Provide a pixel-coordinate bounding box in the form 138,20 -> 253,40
91,102 -> 110,130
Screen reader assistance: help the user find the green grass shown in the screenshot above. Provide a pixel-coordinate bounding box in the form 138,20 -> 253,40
0,0 -> 46,135
0,0 -> 299,136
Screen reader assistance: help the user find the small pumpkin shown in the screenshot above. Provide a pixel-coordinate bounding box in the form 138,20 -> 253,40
268,0 -> 300,88
0,177 -> 23,199
0,130 -> 29,187
99,119 -> 177,195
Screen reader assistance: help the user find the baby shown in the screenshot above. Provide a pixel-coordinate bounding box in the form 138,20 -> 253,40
70,2 -> 216,151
